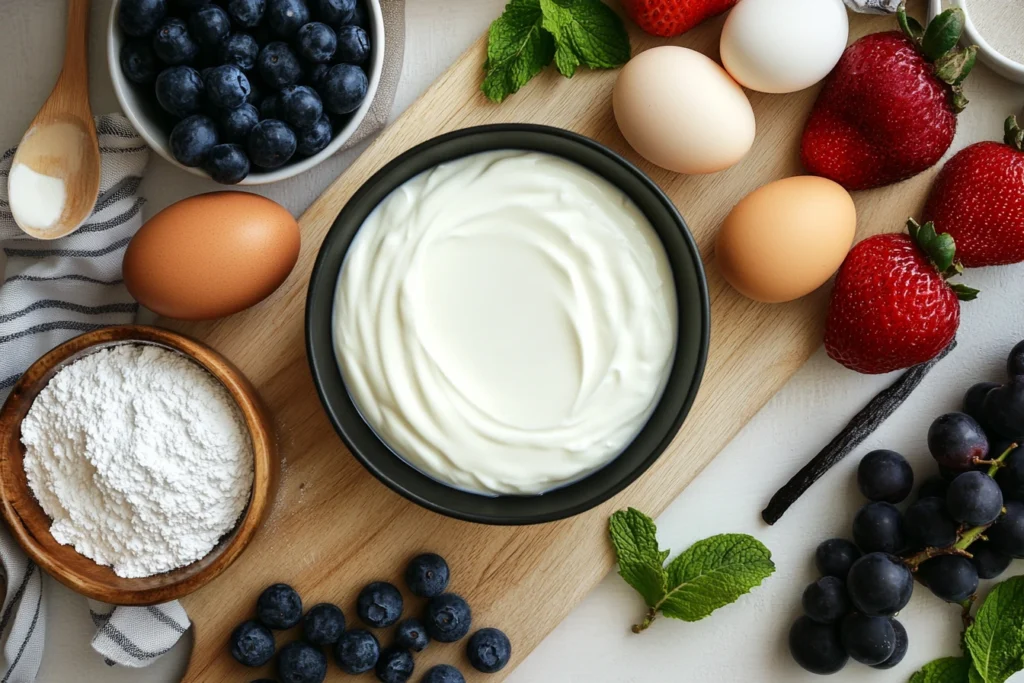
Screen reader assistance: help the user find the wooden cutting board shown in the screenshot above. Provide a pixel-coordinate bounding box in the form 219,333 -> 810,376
175,7 -> 936,681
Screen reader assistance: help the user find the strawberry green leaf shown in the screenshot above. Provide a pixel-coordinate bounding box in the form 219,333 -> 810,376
1005,116 -> 1024,151
922,7 -> 966,62
897,4 -> 925,45
951,283 -> 981,301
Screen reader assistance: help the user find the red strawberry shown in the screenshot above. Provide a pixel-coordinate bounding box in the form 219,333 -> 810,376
922,116 -> 1024,267
825,219 -> 978,374
621,0 -> 738,38
802,5 -> 977,191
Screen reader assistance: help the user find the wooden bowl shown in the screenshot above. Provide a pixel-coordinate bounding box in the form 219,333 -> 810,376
0,325 -> 278,605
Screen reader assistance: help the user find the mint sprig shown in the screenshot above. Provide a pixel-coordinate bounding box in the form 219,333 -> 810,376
965,576 -> 1024,683
609,509 -> 775,633
910,657 -> 973,683
482,0 -> 630,103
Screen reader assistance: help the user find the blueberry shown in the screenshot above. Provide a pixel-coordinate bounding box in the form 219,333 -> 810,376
840,613 -> 895,666
852,502 -> 905,554
188,5 -> 230,48
351,2 -> 368,29
152,18 -> 200,65
267,0 -> 311,38
173,0 -> 211,9
259,93 -> 281,119
356,581 -> 403,628
997,446 -> 1024,501
857,450 -> 914,503
279,85 -> 323,130
814,538 -> 861,580
982,379 -> 1024,441
405,553 -> 450,598
903,497 -> 958,549
333,25 -> 369,65
257,583 -> 303,629
970,540 -> 1013,579
929,412 -> 990,471
801,577 -> 849,625
871,619 -> 908,670
220,33 -> 259,72
258,42 -> 303,89
990,500 -> 1024,557
169,114 -> 218,167
1010,340 -> 1024,378
302,603 -> 346,647
120,40 -> 159,84
334,629 -> 379,674
422,665 -> 465,683
394,618 -> 429,652
424,593 -> 472,643
965,382 -> 1001,421
375,647 -> 414,683
247,78 -> 264,105
204,64 -> 251,109
203,144 -> 250,184
119,0 -> 167,37
305,62 -> 330,89
845,552 -> 914,617
228,0 -> 266,27
321,63 -> 367,114
229,620 -> 275,667
917,475 -> 950,501
788,616 -> 847,675
921,555 -> 979,602
295,115 -> 332,156
248,119 -> 297,168
466,628 -> 511,674
947,471 -> 1004,526
221,103 -> 260,143
155,66 -> 204,116
297,22 -> 337,63
313,0 -> 355,24
277,641 -> 327,683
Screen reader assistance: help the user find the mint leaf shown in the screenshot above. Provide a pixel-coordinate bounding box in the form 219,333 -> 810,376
971,666 -> 987,683
481,0 -> 556,103
965,576 -> 1024,683
658,534 -> 775,622
910,657 -> 974,683
609,508 -> 668,608
539,0 -> 630,72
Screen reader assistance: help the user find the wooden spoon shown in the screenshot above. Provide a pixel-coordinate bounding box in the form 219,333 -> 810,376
8,0 -> 100,240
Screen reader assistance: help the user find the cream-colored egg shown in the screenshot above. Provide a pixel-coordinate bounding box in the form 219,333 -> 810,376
721,0 -> 849,94
613,47 -> 756,175
716,176 -> 856,303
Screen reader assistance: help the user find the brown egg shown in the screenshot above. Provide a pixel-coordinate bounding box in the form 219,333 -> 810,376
124,192 -> 300,320
716,176 -> 856,304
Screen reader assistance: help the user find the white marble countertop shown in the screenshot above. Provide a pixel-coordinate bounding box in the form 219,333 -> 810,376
2,0 -> 1023,681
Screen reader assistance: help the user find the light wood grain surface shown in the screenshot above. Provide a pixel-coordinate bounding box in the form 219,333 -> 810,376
163,8 -> 953,681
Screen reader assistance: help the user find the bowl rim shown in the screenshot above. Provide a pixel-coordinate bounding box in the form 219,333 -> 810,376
106,0 -> 387,185
0,325 -> 277,605
305,124 -> 711,525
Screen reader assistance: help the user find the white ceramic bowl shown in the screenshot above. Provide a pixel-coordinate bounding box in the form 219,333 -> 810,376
929,0 -> 1024,85
107,0 -> 385,185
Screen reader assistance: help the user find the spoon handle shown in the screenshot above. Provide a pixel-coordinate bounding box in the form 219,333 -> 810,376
58,0 -> 91,100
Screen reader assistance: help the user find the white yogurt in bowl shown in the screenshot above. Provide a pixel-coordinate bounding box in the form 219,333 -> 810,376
333,150 -> 678,495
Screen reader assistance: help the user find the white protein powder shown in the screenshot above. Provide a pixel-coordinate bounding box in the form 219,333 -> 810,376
22,344 -> 254,579
8,163 -> 66,231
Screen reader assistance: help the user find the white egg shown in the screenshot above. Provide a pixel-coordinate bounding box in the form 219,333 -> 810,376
720,0 -> 849,94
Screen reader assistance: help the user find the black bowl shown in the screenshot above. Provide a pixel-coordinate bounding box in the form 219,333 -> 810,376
306,124 -> 710,525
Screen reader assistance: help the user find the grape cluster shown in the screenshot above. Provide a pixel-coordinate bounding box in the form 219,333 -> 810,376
790,339 -> 1024,675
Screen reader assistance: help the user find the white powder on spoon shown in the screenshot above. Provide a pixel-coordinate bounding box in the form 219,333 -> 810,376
967,0 -> 1024,64
21,344 -> 254,579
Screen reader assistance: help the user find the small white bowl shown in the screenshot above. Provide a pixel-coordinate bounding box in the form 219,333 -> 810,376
107,0 -> 385,185
929,0 -> 1024,85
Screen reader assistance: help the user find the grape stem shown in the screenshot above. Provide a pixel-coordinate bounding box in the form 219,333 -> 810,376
987,442 -> 1019,477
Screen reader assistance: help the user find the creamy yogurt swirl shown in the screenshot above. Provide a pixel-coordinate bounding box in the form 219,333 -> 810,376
333,150 -> 677,495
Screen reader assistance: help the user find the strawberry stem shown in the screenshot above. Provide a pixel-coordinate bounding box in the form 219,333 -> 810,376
897,1 -> 977,109
1005,116 -> 1024,151
906,218 -> 979,300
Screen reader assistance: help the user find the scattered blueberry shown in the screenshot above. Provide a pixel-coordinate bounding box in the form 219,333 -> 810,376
120,40 -> 159,84
947,471 -> 1004,526
257,583 -> 303,629
334,629 -> 379,674
903,496 -> 958,549
1011,340 -> 1024,378
220,32 -> 260,71
228,0 -> 267,27
259,93 -> 281,119
857,450 -> 914,503
845,552 -> 914,617
422,665 -> 465,683
801,577 -> 849,625
789,616 -> 848,675
296,22 -> 336,63
221,103 -> 260,142
814,538 -> 861,580
120,0 -> 167,38
189,5 -> 231,47
840,613 -> 895,666
169,114 -> 218,166
466,628 -> 511,674
229,620 -> 275,667
295,115 -> 332,156
152,17 -> 200,65
394,618 -> 429,652
203,143 -> 251,183
205,64 -> 251,109
314,0 -> 355,25
267,0 -> 311,37
279,84 -> 323,129
277,640 -> 327,683
920,555 -> 979,603
970,540 -> 1013,579
375,647 -> 414,683
356,581 -> 403,629
334,25 -> 370,65
302,603 -> 346,647
424,593 -> 472,643
258,41 -> 303,89
321,63 -> 367,114
871,619 -> 908,670
405,553 -> 450,598
929,412 -> 990,471
156,66 -> 205,118
852,501 -> 905,554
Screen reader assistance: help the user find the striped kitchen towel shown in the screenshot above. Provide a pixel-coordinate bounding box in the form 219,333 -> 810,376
0,114 -> 190,677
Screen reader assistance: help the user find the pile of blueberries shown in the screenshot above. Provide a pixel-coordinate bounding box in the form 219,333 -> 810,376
229,553 -> 511,683
789,339 -> 1024,676
118,0 -> 373,184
